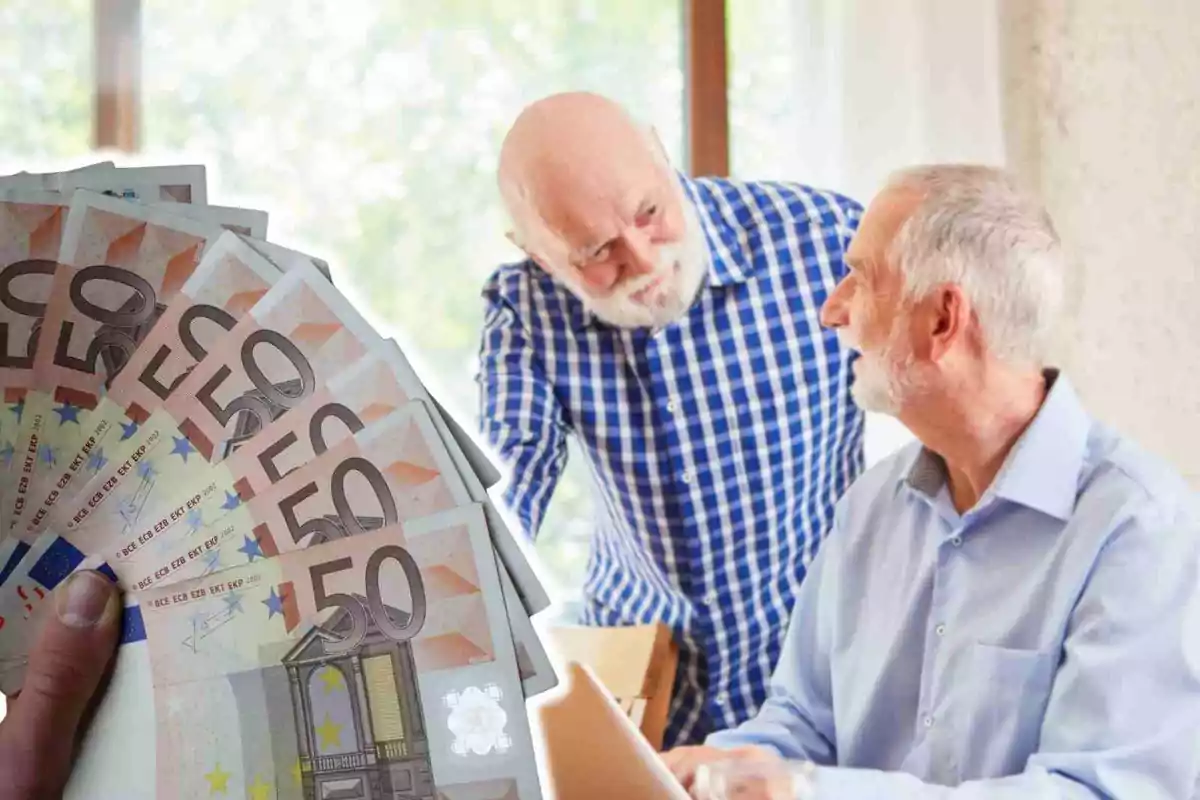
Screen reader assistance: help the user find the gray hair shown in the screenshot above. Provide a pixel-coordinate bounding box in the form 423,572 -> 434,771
883,164 -> 1064,367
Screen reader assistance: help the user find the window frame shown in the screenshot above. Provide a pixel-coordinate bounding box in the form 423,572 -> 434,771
92,0 -> 731,175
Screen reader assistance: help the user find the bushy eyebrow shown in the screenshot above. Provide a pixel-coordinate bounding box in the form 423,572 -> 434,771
570,191 -> 660,266
570,237 -> 617,266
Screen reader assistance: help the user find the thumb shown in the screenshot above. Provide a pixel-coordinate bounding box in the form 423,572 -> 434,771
0,570 -> 120,798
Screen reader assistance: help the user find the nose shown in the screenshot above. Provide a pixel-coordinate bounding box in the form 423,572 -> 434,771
620,229 -> 658,278
820,278 -> 851,329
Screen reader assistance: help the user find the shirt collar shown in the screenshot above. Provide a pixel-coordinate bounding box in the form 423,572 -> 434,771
904,370 -> 1091,521
568,174 -> 751,332
678,174 -> 752,288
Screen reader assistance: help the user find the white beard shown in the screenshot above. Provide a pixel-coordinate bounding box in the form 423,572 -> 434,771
838,325 -> 919,415
562,204 -> 710,330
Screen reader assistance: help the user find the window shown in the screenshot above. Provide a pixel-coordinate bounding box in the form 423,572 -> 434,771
139,0 -> 685,604
0,0 -> 93,167
728,0 -> 806,181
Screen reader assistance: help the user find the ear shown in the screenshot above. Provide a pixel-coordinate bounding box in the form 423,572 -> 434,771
506,232 -> 556,275
924,284 -> 970,362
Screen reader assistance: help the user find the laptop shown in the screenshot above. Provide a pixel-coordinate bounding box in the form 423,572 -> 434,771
537,662 -> 691,800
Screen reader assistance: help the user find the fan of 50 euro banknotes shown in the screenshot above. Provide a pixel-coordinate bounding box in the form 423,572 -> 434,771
0,161 -> 554,800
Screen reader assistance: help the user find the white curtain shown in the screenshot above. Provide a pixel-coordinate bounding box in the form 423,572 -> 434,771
779,0 -> 1008,465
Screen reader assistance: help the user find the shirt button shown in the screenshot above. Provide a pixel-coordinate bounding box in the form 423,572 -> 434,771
704,590 -> 718,605
951,536 -> 963,547
923,715 -> 934,728
681,470 -> 694,484
935,624 -> 946,637
666,398 -> 678,413
716,692 -> 728,705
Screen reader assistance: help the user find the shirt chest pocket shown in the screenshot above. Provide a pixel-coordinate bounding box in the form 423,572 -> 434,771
952,643 -> 1057,780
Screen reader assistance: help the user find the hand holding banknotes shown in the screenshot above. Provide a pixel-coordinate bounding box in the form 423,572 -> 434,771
0,571 -> 120,800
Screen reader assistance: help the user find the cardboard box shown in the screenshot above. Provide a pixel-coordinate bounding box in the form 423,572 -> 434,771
545,623 -> 678,750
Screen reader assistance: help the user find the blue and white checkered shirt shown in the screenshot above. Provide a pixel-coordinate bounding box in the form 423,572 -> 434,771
476,175 -> 865,747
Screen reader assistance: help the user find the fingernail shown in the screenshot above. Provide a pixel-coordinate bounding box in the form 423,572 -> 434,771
55,571 -> 117,629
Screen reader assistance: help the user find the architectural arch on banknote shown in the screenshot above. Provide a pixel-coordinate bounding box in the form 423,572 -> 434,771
282,600 -> 433,800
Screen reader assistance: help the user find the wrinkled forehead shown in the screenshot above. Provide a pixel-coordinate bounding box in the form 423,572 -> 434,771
508,140 -> 674,255
847,186 -> 921,279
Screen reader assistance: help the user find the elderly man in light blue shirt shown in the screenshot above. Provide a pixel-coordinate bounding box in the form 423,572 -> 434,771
663,164 -> 1200,798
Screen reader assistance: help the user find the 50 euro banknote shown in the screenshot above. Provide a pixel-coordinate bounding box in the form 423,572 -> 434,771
0,164 -> 210,485
117,401 -> 468,590
4,190 -> 227,538
43,256 -> 381,558
19,230 -> 306,542
98,346 -> 452,583
102,395 -> 557,698
0,174 -> 223,579
65,504 -> 543,800
0,190 -> 71,573
13,193 -> 277,542
0,260 -> 383,686
98,340 -> 547,616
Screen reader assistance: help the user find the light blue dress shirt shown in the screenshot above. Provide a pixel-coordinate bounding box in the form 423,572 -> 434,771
707,372 -> 1200,798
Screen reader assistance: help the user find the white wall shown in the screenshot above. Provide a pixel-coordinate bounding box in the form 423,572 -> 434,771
768,0 -> 1012,466
1000,1 -> 1200,485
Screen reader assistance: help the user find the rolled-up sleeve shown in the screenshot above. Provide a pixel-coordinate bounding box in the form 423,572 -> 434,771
475,286 -> 568,541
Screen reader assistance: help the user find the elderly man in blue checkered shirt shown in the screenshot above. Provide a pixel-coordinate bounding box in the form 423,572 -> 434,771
476,91 -> 864,747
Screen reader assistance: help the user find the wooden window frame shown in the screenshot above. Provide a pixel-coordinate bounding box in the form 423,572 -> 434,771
93,0 -> 731,174
93,0 -> 141,151
683,0 -> 730,177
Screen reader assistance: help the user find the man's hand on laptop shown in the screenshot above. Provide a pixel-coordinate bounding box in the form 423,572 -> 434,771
661,744 -> 779,794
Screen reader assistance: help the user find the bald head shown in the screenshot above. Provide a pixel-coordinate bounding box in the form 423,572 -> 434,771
500,93 -> 661,196
499,92 -> 675,261
496,92 -> 708,329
